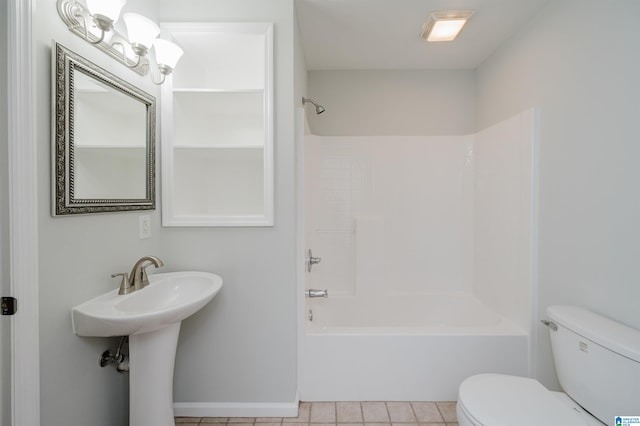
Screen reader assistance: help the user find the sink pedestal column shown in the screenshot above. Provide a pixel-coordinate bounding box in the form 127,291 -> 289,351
129,322 -> 182,426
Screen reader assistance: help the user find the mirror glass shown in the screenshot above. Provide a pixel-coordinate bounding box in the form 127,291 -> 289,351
52,42 -> 156,215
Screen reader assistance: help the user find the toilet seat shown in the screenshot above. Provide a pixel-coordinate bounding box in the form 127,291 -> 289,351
457,374 -> 592,426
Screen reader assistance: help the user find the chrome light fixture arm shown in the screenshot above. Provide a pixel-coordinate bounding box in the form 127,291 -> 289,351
56,0 -> 148,75
151,64 -> 172,86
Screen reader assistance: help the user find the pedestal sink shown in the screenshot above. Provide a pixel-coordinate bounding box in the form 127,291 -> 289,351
72,271 -> 223,426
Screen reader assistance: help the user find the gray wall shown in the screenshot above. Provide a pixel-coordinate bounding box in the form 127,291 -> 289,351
36,1 -> 162,425
476,0 -> 640,388
158,0 -> 298,405
306,70 -> 476,136
294,5 -> 308,116
36,0 -> 298,424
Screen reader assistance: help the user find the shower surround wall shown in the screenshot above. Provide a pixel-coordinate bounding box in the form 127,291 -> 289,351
305,110 -> 534,321
474,110 -> 536,334
300,110 -> 535,400
305,135 -> 475,297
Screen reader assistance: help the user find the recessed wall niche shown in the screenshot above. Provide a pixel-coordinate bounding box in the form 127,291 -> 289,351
160,22 -> 274,226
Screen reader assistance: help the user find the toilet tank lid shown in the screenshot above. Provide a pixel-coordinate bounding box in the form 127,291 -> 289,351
547,305 -> 640,363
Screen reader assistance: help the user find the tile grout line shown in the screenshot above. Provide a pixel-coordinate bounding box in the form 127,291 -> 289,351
437,401 -> 455,425
436,402 -> 447,425
409,401 -> 418,423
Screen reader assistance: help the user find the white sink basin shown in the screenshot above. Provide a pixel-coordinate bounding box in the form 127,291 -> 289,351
72,269 -> 223,426
72,271 -> 223,337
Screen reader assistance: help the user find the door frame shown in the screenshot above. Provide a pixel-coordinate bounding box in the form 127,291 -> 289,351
7,0 -> 40,425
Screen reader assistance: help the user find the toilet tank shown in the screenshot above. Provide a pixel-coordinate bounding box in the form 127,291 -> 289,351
546,305 -> 640,424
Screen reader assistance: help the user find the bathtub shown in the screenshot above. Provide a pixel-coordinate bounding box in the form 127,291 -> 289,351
298,293 -> 529,401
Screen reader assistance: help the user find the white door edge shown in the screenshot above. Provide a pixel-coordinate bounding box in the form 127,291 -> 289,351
8,0 -> 40,425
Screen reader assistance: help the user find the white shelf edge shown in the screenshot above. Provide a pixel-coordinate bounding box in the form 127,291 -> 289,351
75,145 -> 146,149
173,145 -> 264,149
163,214 -> 274,227
173,88 -> 264,93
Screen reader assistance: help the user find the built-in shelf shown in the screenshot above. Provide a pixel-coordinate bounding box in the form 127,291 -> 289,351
161,22 -> 274,227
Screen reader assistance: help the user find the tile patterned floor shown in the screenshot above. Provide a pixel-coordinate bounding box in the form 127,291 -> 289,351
175,401 -> 458,426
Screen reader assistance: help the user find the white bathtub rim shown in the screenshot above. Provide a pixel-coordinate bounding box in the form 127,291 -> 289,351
305,323 -> 527,336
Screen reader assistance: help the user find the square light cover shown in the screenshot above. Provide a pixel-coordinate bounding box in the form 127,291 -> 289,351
421,10 -> 474,42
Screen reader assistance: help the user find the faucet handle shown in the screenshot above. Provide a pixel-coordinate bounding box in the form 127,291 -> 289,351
139,263 -> 159,289
111,272 -> 132,295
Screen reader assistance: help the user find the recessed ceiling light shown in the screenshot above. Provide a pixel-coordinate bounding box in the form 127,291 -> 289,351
420,10 -> 474,42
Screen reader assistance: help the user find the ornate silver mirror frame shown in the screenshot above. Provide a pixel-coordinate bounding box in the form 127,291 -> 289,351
52,41 -> 156,215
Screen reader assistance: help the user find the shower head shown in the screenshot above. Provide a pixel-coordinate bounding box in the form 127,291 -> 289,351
302,97 -> 325,115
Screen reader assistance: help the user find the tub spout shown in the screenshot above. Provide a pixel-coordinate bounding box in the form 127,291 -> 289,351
305,289 -> 328,298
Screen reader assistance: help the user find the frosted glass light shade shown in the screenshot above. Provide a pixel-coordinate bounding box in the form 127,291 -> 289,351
153,39 -> 184,69
85,0 -> 126,22
123,13 -> 160,49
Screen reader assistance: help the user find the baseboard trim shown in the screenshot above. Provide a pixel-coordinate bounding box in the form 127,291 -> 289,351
174,398 -> 300,418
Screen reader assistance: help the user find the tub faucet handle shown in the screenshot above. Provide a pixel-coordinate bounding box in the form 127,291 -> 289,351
306,249 -> 322,272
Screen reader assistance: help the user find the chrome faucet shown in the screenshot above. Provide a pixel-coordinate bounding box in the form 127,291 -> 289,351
129,256 -> 164,291
112,256 -> 164,295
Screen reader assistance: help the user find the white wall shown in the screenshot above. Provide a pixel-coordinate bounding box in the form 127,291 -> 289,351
473,110 -> 535,333
307,70 -> 476,136
476,0 -> 640,389
158,0 -> 298,407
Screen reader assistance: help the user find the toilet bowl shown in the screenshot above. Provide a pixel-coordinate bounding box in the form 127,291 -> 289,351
456,374 -> 604,426
456,306 -> 640,426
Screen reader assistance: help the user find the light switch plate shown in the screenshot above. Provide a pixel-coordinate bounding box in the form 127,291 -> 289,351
139,215 -> 151,239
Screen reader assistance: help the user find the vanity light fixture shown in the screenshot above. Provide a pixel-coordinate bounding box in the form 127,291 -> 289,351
420,10 -> 474,42
56,0 -> 183,84
122,13 -> 160,67
150,38 -> 184,85
83,0 -> 125,42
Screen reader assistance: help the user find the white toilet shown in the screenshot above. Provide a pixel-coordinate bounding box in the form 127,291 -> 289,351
457,305 -> 640,426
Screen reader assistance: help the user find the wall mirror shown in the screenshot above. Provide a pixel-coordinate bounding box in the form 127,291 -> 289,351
52,41 -> 156,215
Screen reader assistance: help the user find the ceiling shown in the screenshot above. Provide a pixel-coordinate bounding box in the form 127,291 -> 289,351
295,0 -> 550,70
